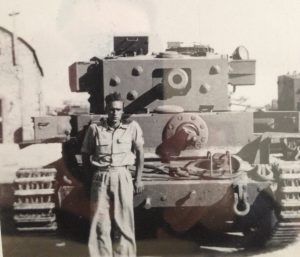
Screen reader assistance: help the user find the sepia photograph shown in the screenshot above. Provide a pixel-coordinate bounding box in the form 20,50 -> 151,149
1,0 -> 300,256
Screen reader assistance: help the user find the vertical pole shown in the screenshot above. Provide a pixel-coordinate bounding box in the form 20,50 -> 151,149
0,222 -> 3,257
8,11 -> 19,66
9,11 -> 25,141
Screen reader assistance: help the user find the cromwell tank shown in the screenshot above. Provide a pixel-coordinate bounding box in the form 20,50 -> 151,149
16,36 -> 300,248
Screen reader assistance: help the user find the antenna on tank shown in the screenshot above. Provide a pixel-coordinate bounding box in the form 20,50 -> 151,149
8,11 -> 20,66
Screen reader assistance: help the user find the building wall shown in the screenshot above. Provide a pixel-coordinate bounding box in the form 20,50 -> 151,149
0,27 -> 43,143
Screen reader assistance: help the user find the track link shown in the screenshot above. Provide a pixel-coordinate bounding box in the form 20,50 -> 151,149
267,163 -> 300,247
13,168 -> 57,232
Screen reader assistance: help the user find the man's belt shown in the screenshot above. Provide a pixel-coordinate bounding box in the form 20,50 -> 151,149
94,165 -> 129,172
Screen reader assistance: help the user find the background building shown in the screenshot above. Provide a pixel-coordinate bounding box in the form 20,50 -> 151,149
0,26 -> 44,143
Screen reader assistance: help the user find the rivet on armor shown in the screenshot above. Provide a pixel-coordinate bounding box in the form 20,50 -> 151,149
132,66 -> 143,76
200,83 -> 211,94
161,195 -> 167,201
209,65 -> 221,75
109,76 -> 121,87
127,90 -> 139,101
191,115 -> 196,120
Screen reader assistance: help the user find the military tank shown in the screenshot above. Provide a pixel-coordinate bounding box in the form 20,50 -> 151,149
15,36 -> 300,248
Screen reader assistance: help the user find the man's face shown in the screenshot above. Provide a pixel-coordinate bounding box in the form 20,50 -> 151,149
107,100 -> 124,124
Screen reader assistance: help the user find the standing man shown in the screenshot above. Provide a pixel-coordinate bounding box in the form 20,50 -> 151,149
81,92 -> 144,257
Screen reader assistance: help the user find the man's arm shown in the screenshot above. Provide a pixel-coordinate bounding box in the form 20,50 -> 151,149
131,120 -> 144,194
82,153 -> 94,188
134,143 -> 144,194
82,153 -> 92,170
81,124 -> 96,187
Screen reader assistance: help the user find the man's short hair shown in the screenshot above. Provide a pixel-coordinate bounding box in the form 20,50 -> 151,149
105,92 -> 123,105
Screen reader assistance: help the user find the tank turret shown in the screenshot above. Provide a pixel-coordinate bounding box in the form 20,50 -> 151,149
69,36 -> 256,114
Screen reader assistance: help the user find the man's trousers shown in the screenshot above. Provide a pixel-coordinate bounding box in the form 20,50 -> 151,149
88,166 -> 136,257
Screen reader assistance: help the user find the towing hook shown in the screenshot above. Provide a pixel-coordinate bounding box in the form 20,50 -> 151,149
233,184 -> 250,216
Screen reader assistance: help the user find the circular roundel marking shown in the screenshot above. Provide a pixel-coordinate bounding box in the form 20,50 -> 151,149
162,113 -> 209,147
166,68 -> 189,90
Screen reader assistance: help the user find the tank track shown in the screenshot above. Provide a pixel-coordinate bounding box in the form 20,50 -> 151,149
13,168 -> 58,232
267,163 -> 300,247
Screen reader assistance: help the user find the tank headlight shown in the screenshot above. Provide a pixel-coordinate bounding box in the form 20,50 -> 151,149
232,46 -> 249,60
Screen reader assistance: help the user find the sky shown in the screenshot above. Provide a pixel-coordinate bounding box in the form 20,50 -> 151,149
1,0 -> 300,107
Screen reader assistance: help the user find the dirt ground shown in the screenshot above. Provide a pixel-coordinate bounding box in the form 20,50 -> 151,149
1,216 -> 300,257
1,231 -> 300,257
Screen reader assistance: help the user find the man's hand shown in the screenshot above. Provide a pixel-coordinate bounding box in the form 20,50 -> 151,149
134,142 -> 144,194
134,180 -> 144,194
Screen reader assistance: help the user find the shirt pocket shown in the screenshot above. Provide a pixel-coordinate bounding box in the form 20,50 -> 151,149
95,139 -> 111,154
116,137 -> 132,153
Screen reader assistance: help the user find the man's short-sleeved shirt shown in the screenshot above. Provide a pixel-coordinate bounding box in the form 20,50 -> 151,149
81,119 -> 144,167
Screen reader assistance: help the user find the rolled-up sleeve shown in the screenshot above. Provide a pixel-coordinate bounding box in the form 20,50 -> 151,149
131,121 -> 144,148
81,124 -> 96,154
